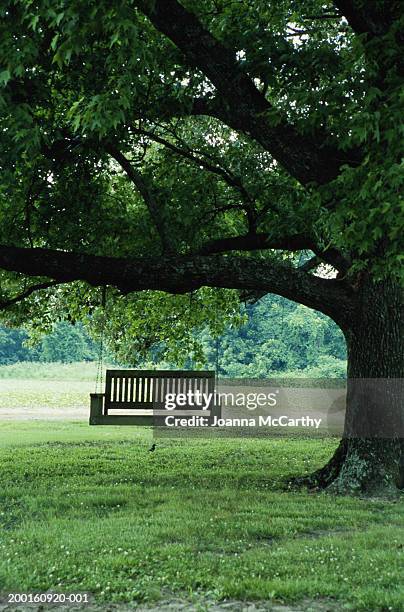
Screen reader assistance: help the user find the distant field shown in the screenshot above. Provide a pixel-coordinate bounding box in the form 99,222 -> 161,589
0,362 -> 109,414
0,378 -> 91,412
0,363 -> 96,413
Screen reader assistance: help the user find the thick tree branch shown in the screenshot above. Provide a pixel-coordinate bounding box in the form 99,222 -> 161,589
0,280 -> 60,310
40,131 -> 350,271
197,232 -> 351,275
135,0 -> 360,186
0,244 -> 354,326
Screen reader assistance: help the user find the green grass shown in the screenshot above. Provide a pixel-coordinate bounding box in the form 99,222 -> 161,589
0,421 -> 403,610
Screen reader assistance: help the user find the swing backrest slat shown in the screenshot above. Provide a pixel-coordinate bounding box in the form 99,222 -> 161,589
103,369 -> 215,413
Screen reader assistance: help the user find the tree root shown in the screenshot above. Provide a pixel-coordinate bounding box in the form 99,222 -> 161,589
288,439 -> 347,491
289,438 -> 403,498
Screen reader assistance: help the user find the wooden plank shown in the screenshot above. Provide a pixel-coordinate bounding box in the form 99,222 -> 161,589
161,377 -> 167,405
108,402 -> 155,409
105,369 -> 215,378
104,374 -> 112,414
141,377 -> 147,402
90,415 -> 154,426
151,377 -> 159,403
90,394 -> 104,424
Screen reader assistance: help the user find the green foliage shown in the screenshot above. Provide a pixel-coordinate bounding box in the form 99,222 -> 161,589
38,321 -> 97,363
0,326 -> 31,364
0,0 -> 402,271
86,287 -> 244,367
0,294 -> 346,376
85,291 -> 346,376
0,321 -> 98,364
200,295 -> 346,377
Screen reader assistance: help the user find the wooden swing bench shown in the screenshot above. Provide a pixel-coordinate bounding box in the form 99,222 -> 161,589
89,369 -> 221,426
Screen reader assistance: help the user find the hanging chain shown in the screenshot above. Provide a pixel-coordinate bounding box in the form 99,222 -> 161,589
215,333 -> 220,387
95,334 -> 104,393
214,293 -> 220,386
95,287 -> 107,394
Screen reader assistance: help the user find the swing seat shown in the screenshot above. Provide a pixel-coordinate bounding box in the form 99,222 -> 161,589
89,369 -> 221,425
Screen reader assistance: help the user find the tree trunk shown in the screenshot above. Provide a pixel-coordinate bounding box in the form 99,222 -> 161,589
298,277 -> 404,496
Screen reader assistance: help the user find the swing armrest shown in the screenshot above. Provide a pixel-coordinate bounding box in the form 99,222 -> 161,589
90,393 -> 105,424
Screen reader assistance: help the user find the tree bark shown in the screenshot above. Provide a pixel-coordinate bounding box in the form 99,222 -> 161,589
298,277 -> 404,496
0,244 -> 353,324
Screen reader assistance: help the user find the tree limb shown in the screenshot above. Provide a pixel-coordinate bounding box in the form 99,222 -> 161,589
197,233 -> 312,255
0,244 -> 355,326
0,280 -> 60,310
197,232 -> 351,274
135,0 -> 361,186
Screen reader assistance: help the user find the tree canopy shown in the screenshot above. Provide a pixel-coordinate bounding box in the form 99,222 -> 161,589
0,0 -> 402,339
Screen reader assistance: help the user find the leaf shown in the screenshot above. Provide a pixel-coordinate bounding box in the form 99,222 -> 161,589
0,70 -> 11,86
51,34 -> 60,51
110,32 -> 120,47
55,12 -> 64,26
29,14 -> 39,31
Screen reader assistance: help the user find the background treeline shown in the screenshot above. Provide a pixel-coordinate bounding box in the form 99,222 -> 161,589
200,296 -> 346,378
0,296 -> 347,377
0,321 -> 98,364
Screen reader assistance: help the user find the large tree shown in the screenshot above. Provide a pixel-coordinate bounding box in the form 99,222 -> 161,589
0,0 -> 403,495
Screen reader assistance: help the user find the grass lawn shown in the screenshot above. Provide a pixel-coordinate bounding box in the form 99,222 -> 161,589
0,418 -> 403,610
